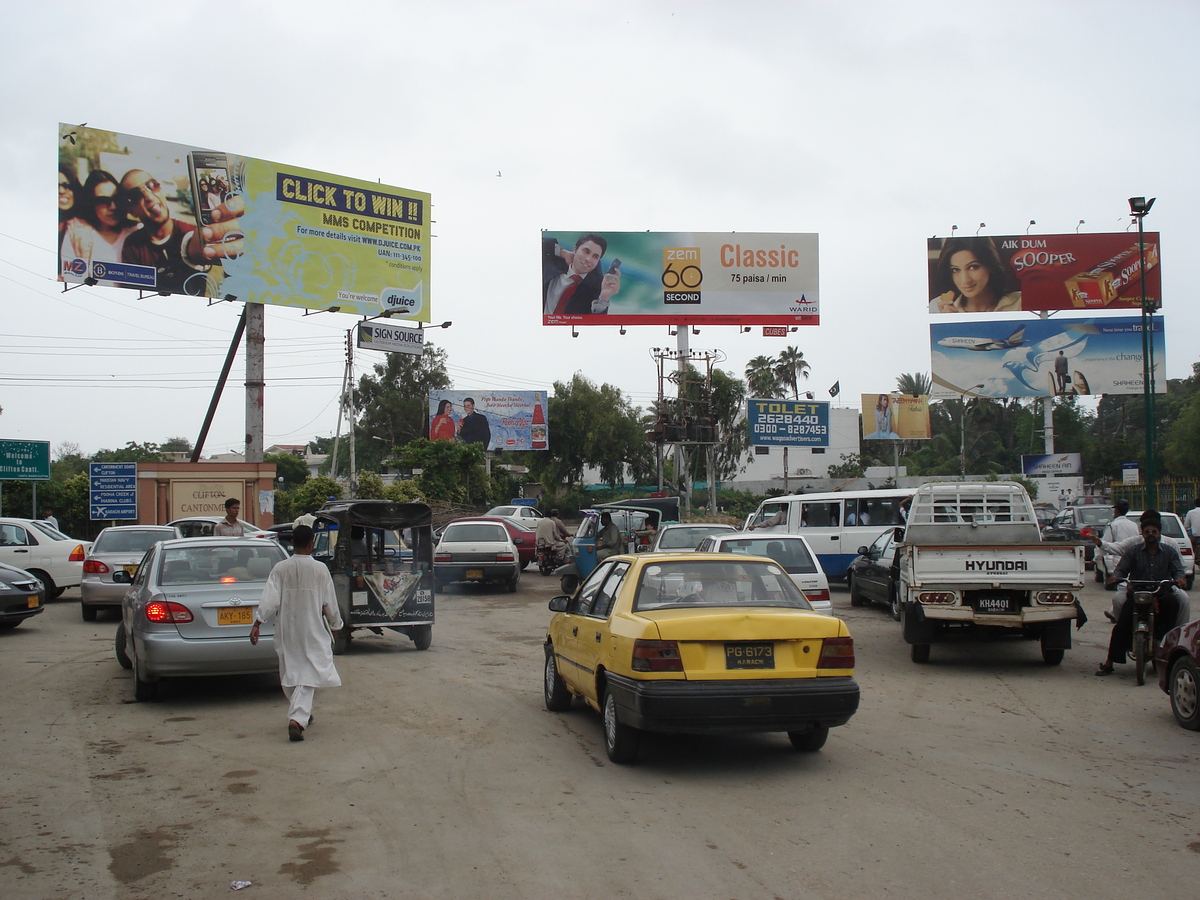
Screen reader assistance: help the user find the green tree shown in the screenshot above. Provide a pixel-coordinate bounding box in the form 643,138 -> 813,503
356,471 -> 386,499
92,441 -> 166,463
160,436 -> 193,454
394,438 -> 491,505
265,452 -> 309,490
775,346 -> 811,400
896,372 -> 931,396
291,476 -> 343,516
745,354 -> 782,398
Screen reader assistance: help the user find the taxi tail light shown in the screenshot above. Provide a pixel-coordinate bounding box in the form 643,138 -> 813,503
83,560 -> 110,574
817,636 -> 855,669
495,551 -> 516,562
69,544 -> 87,562
1036,590 -> 1076,604
145,601 -> 194,624
632,639 -> 683,672
805,589 -> 830,604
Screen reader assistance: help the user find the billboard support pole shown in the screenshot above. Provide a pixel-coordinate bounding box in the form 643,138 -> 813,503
191,308 -> 247,463
676,326 -> 690,516
245,303 -> 265,464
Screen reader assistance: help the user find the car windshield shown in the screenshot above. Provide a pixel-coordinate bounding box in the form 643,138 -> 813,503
633,559 -> 812,611
159,545 -> 285,585
711,538 -> 818,573
1078,508 -> 1111,527
442,523 -> 507,543
1130,512 -> 1186,539
658,526 -> 732,549
487,507 -> 518,516
29,521 -> 70,541
94,529 -> 174,555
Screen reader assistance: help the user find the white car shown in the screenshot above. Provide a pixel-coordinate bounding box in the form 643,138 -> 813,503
649,523 -> 737,553
1095,510 -> 1195,590
0,517 -> 91,598
694,532 -> 832,613
434,519 -> 521,591
485,505 -> 544,522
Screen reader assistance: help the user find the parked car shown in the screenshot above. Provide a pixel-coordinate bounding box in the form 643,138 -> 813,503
694,532 -> 832,613
1041,505 -> 1111,568
81,525 -> 181,620
1033,504 -> 1058,529
434,519 -> 521,591
113,536 -> 289,701
543,552 -> 860,763
1095,509 -> 1195,590
648,523 -> 737,553
1156,618 -> 1200,730
486,505 -> 544,522
167,516 -> 275,539
0,517 -> 90,598
847,526 -> 905,620
452,515 -> 537,568
0,561 -> 46,629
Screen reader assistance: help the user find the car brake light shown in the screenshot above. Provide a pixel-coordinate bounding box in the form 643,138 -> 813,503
495,552 -> 515,562
632,639 -> 683,672
818,636 -> 855,669
145,601 -> 194,624
69,544 -> 87,562
805,589 -> 830,604
83,559 -> 110,574
434,552 -> 452,563
1080,527 -> 1095,539
1036,591 -> 1075,604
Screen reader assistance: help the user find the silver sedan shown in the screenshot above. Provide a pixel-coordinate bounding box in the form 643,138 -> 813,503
115,537 -> 287,701
81,525 -> 180,620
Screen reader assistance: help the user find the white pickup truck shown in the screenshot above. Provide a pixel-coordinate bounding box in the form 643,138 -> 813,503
899,482 -> 1084,665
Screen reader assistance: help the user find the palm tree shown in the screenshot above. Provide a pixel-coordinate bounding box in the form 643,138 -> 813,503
775,346 -> 811,400
745,355 -> 781,398
896,372 -> 931,397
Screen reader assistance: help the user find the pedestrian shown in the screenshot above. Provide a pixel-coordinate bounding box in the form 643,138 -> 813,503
41,507 -> 59,531
1184,497 -> 1200,558
214,497 -> 245,536
249,524 -> 343,741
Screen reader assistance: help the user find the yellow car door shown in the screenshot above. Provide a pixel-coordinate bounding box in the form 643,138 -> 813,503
567,561 -> 632,704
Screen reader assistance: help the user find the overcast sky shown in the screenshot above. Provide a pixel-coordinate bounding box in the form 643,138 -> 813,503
2,1 -> 1197,459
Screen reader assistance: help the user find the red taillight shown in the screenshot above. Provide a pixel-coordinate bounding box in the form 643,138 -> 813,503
1183,545 -> 1194,559
495,551 -> 515,562
434,552 -> 452,563
805,589 -> 830,604
632,639 -> 683,672
1036,591 -> 1076,604
145,601 -> 194,624
818,636 -> 855,669
1080,527 -> 1095,539
69,544 -> 87,562
83,559 -> 110,574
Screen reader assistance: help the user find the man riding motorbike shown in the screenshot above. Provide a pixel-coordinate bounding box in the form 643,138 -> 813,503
535,509 -> 571,567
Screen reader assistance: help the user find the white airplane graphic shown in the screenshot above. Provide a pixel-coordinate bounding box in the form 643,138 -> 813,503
937,326 -> 1026,352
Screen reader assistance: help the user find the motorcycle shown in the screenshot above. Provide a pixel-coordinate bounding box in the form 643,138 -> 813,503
537,540 -> 572,576
1126,579 -> 1175,685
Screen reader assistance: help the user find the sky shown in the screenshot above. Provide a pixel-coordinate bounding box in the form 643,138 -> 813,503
2,1 -> 1197,461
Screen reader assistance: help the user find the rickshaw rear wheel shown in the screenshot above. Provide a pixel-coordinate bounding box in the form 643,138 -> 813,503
411,625 -> 432,651
560,574 -> 579,595
332,627 -> 351,655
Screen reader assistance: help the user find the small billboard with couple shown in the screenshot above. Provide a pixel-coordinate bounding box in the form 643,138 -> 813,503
428,392 -> 549,452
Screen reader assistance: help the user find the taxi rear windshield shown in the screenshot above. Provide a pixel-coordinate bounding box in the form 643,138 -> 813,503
634,560 -> 813,612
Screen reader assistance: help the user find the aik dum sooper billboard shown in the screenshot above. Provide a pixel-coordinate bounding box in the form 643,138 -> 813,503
927,232 -> 1161,314
57,124 -> 430,319
542,231 -> 819,326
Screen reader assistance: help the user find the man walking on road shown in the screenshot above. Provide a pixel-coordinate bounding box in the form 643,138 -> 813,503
214,497 -> 245,536
249,525 -> 343,741
1184,497 -> 1200,557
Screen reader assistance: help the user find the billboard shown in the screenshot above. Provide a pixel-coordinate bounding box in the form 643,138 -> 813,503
930,315 -> 1165,399
927,233 -> 1161,313
0,440 -> 50,481
429,391 -> 548,451
1022,453 -> 1083,476
357,322 -> 424,357
542,231 -> 818,326
860,393 -> 931,440
747,399 -> 830,447
58,124 -> 430,318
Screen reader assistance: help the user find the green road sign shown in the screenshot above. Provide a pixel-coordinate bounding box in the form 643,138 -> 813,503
0,440 -> 51,481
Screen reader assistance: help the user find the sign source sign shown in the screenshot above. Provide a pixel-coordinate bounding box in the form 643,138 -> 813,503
1022,453 -> 1083,476
0,440 -> 50,481
747,399 -> 830,447
89,462 -> 137,520
58,124 -> 430,319
357,322 -> 424,357
428,391 -> 549,452
927,232 -> 1161,314
542,231 -> 819,326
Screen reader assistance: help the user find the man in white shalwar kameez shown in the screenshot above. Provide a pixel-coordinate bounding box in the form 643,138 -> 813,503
249,525 -> 343,742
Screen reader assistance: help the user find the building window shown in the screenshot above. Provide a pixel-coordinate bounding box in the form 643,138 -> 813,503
754,446 -> 770,455
812,448 -> 825,454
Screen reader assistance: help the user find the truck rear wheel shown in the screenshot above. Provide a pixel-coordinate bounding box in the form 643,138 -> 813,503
910,643 -> 930,664
1041,645 -> 1065,666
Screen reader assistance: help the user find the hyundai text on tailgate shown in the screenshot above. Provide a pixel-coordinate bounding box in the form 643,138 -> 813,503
899,482 -> 1084,665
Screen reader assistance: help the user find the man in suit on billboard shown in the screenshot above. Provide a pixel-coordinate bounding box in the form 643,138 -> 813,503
542,234 -> 620,316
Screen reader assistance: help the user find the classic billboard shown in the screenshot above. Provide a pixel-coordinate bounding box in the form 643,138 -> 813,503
428,391 -> 548,451
927,233 -> 1161,314
746,399 -> 830,447
542,231 -> 819,326
860,393 -> 931,440
58,124 -> 430,318
930,316 -> 1166,399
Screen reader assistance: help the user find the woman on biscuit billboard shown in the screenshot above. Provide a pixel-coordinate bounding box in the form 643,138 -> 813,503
929,237 -> 1021,313
429,399 -> 457,441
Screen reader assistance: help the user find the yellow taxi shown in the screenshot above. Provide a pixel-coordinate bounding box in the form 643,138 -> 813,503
543,552 -> 860,763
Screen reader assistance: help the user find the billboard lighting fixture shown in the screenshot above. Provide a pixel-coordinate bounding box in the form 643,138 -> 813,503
619,326 -> 626,335
668,327 -> 677,336
789,327 -> 798,333
572,327 -> 579,338
1026,220 -> 1036,234
951,225 -> 958,236
1076,219 -> 1085,233
741,326 -> 751,333
691,326 -> 700,335
976,223 -> 986,235
84,277 -> 97,287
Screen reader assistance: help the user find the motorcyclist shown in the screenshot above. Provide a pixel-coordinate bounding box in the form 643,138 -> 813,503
1095,509 -> 1188,677
535,508 -> 571,565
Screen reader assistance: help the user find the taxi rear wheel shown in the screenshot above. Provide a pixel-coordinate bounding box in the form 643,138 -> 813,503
543,650 -> 572,711
788,724 -> 829,752
603,689 -> 640,764
1170,657 -> 1200,730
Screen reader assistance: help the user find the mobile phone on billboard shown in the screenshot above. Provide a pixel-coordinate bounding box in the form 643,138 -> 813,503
607,258 -> 622,275
187,150 -> 231,226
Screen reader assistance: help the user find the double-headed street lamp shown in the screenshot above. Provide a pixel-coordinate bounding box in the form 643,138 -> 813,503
1129,196 -> 1157,507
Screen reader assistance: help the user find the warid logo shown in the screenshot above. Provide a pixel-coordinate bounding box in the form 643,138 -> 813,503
662,246 -> 701,304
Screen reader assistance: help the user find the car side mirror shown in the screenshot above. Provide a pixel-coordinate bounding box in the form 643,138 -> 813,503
548,596 -> 570,612
112,570 -> 133,584
857,546 -> 870,557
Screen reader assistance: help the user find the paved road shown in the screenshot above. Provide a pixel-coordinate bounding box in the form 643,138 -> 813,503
2,574 -> 1198,899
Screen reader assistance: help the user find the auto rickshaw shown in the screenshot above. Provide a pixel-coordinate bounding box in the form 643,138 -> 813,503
312,500 -> 435,653
555,503 -> 668,594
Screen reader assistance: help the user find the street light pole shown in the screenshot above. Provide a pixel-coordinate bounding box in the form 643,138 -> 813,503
960,384 -> 985,478
1129,197 -> 1157,507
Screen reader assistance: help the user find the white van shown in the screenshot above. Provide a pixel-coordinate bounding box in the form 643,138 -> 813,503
745,489 -> 912,581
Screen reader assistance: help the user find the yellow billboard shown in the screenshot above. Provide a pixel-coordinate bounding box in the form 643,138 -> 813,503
861,393 -> 931,440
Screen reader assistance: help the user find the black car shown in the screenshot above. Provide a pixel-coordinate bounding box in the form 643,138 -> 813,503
1040,505 -> 1111,567
0,561 -> 46,630
847,527 -> 904,620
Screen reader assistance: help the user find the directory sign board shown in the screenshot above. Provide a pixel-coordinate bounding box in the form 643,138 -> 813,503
0,440 -> 50,481
89,462 -> 137,520
747,399 -> 830,447
542,231 -> 819,326
58,124 -> 430,319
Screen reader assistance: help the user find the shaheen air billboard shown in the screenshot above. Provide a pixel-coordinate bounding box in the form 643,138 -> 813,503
542,231 -> 819,326
58,124 -> 430,318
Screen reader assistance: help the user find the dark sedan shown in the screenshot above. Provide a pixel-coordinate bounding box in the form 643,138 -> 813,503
847,527 -> 904,620
1041,505 -> 1111,568
0,561 -> 45,630
1157,619 -> 1200,731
